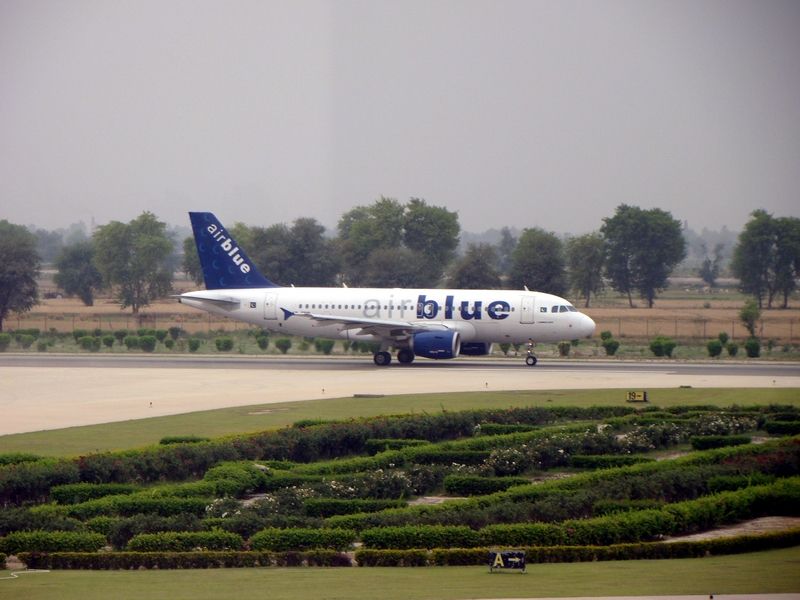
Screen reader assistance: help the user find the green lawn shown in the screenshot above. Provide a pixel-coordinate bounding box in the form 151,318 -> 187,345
2,388 -> 798,456
2,547 -> 799,599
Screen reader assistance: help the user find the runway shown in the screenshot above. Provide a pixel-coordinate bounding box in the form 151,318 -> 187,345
1,354 -> 798,436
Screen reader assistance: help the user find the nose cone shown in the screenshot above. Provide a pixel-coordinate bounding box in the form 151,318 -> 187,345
578,312 -> 596,338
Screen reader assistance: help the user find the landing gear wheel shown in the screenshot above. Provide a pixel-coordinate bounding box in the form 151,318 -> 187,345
525,355 -> 538,366
373,351 -> 392,366
397,348 -> 415,364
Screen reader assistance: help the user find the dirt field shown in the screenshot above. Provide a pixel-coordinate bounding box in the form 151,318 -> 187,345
8,295 -> 800,343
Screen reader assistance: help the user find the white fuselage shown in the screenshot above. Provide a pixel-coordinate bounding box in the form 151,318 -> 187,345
180,286 -> 595,345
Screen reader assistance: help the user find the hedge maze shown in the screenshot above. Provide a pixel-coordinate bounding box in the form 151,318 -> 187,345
1,404 -> 799,569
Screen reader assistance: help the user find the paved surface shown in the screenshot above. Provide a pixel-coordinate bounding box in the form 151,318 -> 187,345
1,354 -> 798,435
477,596 -> 800,600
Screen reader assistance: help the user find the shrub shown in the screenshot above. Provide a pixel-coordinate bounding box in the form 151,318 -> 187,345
78,336 -> 100,352
443,475 -> 529,496
557,341 -> 571,357
602,339 -> 620,356
649,336 -> 676,358
0,452 -> 42,466
159,436 -> 210,445
113,330 -> 129,343
51,483 -> 140,504
154,330 -> 168,342
164,339 -> 175,349
127,530 -> 244,552
303,499 -> 406,518
256,335 -> 269,350
0,530 -> 106,554
355,549 -> 428,567
36,341 -> 48,352
188,338 -> 201,352
690,435 -> 751,451
72,329 -> 88,342
718,332 -> 729,345
275,338 -> 292,354
706,339 -> 723,358
17,334 -> 36,349
315,339 -> 335,355
123,335 -> 139,349
101,335 -> 115,348
138,335 -> 157,352
168,326 -> 183,340
215,337 -> 234,352
726,342 -> 739,357
364,439 -> 428,455
763,421 -> 800,435
745,337 -> 760,358
600,330 -> 613,341
250,528 -> 356,551
361,525 -> 481,550
569,455 -> 654,469
0,333 -> 12,351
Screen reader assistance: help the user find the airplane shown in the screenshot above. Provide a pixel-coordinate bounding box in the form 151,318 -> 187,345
179,212 -> 596,366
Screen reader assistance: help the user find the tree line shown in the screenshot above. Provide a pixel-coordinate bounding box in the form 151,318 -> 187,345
1,203 -> 798,331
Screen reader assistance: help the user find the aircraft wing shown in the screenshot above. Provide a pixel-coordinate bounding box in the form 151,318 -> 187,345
293,311 -> 449,338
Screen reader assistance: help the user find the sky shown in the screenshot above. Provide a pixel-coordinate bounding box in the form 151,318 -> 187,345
1,0 -> 799,236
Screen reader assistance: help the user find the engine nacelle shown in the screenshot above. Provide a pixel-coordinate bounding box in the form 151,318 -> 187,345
412,330 -> 460,359
459,342 -> 493,356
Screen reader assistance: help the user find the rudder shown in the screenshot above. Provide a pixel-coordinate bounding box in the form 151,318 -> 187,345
189,212 -> 277,289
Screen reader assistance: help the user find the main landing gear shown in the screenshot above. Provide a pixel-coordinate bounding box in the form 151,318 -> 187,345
373,348 -> 416,366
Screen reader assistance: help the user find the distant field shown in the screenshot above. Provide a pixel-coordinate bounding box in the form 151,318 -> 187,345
3,547 -> 800,600
1,387 -> 797,456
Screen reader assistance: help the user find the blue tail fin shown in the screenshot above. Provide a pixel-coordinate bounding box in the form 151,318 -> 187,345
189,212 -> 278,289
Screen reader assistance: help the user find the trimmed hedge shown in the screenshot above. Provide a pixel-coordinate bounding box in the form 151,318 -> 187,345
361,525 -> 481,550
764,421 -> 800,435
66,495 -> 210,519
690,435 -> 751,451
127,530 -> 244,552
364,439 -> 428,455
443,475 -> 530,496
303,499 -> 406,518
356,528 -> 800,566
51,483 -> 140,505
0,530 -> 106,554
250,528 -> 356,551
569,455 -> 655,469
17,550 -> 352,569
0,453 -> 42,466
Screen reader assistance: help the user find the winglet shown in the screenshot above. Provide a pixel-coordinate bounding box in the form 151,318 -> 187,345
188,212 -> 278,289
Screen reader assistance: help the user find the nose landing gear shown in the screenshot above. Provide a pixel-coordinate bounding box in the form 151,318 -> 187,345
525,354 -> 538,366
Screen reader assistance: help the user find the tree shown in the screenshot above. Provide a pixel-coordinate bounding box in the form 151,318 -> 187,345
337,197 -> 459,287
0,220 -> 40,331
447,244 -> 502,289
739,299 -> 760,338
496,227 -> 517,276
731,210 -> 800,308
698,242 -> 724,290
93,212 -> 174,314
508,228 -> 567,295
601,205 -> 686,308
566,233 -> 605,307
53,241 -> 103,306
182,236 -> 203,285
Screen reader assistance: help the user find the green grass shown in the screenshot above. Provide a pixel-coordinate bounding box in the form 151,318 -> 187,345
2,547 -> 799,599
1,388 -> 798,457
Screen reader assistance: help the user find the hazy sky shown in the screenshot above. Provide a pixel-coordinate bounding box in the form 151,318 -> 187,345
2,0 -> 799,235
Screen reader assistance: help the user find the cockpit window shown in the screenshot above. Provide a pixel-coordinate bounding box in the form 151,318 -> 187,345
567,305 -> 577,312
551,306 -> 558,313
559,305 -> 569,313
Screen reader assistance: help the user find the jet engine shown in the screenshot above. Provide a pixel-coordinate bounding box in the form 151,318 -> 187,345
412,330 -> 461,359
